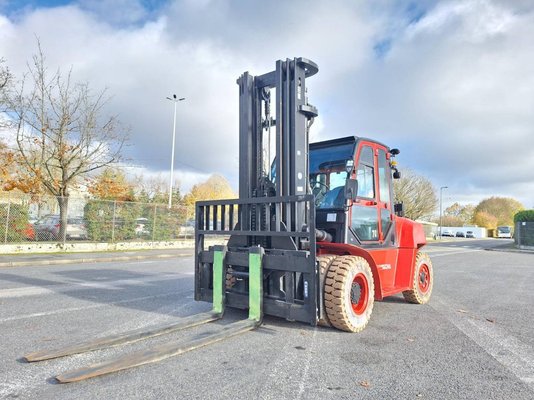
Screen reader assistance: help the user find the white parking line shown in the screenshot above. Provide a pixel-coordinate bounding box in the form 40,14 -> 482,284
0,290 -> 192,323
0,273 -> 184,299
431,296 -> 534,391
429,249 -> 484,257
296,327 -> 318,400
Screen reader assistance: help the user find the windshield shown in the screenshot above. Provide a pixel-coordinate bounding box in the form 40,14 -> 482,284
309,142 -> 355,209
497,226 -> 510,232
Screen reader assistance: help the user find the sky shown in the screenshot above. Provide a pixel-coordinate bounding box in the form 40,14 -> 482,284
1,0 -> 533,210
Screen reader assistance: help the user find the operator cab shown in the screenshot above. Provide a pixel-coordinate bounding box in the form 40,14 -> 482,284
310,136 -> 399,247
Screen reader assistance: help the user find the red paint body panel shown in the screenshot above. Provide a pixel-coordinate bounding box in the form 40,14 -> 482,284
318,216 -> 427,300
395,216 -> 427,250
318,243 -> 384,300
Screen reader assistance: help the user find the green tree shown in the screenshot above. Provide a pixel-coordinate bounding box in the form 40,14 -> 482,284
393,169 -> 437,221
0,203 -> 31,242
84,200 -> 140,241
473,197 -> 524,228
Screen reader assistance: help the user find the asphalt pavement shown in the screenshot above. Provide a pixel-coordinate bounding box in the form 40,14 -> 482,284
0,248 -> 194,268
1,238 -> 533,399
0,236 -> 527,269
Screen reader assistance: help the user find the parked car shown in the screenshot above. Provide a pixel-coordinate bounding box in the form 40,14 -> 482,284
466,231 -> 475,238
65,217 -> 88,240
441,229 -> 454,237
34,215 -> 88,240
455,231 -> 465,238
179,219 -> 196,237
135,218 -> 150,237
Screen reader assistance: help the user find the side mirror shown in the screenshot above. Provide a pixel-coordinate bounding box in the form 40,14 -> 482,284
394,202 -> 404,217
393,170 -> 401,179
344,178 -> 358,201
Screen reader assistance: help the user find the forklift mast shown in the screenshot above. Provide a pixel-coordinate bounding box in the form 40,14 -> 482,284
194,58 -> 322,325
235,57 -> 318,244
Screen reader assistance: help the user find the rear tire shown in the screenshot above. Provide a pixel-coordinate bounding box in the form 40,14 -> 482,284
317,255 -> 337,327
403,252 -> 433,304
324,256 -> 374,333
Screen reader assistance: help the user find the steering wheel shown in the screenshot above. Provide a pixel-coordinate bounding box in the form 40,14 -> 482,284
310,180 -> 330,206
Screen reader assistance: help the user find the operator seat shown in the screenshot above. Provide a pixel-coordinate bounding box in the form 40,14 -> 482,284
321,186 -> 344,208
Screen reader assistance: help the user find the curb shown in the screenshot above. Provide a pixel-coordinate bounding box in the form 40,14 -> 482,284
0,252 -> 194,268
484,247 -> 534,254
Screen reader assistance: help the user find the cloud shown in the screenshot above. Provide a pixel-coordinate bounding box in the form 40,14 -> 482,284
343,0 -> 534,207
0,0 -> 533,208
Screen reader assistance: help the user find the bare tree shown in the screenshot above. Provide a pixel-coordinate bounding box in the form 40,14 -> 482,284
3,43 -> 128,241
393,168 -> 437,221
0,58 -> 12,126
0,58 -> 10,90
133,173 -> 182,204
441,202 -> 475,226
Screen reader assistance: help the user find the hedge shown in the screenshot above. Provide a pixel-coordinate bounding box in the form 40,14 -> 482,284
84,200 -> 140,241
0,203 -> 31,242
145,204 -> 188,240
514,210 -> 534,223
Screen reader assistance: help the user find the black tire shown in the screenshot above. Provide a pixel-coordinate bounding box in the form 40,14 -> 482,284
324,256 -> 374,332
403,252 -> 433,304
317,255 -> 337,327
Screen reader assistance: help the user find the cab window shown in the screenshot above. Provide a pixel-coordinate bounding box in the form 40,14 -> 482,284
377,149 -> 390,204
351,205 -> 379,240
356,146 -> 375,198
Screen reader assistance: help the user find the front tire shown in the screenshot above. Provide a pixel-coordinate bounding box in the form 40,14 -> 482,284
317,255 -> 337,327
403,252 -> 433,304
324,256 -> 374,332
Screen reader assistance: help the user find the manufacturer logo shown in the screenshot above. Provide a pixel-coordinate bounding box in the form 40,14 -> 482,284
378,264 -> 392,270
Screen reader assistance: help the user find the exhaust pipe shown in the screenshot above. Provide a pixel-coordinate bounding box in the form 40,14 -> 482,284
315,229 -> 332,243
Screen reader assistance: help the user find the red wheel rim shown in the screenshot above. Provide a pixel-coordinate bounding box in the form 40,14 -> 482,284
350,273 -> 369,315
418,264 -> 430,293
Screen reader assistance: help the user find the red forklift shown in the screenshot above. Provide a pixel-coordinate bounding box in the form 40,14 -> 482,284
195,56 -> 433,333
23,57 -> 433,382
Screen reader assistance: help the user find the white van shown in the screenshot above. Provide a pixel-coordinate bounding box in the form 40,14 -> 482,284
496,226 -> 512,238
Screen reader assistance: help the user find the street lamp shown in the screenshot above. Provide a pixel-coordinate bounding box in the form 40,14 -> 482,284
439,186 -> 448,239
166,94 -> 186,208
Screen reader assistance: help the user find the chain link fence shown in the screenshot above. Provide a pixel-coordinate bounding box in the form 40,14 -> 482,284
515,221 -> 534,248
0,191 -> 193,244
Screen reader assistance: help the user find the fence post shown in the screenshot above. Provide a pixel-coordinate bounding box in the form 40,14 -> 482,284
62,196 -> 67,245
152,204 -> 157,242
111,200 -> 117,243
4,195 -> 10,244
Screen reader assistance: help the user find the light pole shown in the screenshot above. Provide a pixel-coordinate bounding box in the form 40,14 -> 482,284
439,186 -> 448,239
166,95 -> 185,208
